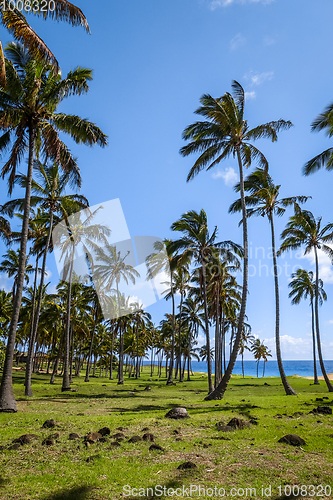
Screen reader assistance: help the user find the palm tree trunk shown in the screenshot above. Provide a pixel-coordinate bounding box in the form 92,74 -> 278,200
0,126 -> 35,412
135,322 -> 139,379
311,299 -> 319,385
62,244 -> 74,392
24,253 -> 39,395
242,353 -> 244,378
205,148 -> 248,400
50,330 -> 64,384
85,312 -> 97,382
270,214 -> 296,395
109,331 -> 114,380
314,247 -> 333,391
201,256 -> 213,394
178,292 -> 184,382
214,287 -> 220,388
167,274 -> 175,385
25,210 -> 54,396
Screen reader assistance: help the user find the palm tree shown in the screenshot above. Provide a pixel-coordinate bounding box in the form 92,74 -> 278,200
3,161 -> 88,396
170,209 -> 242,394
0,249 -> 33,299
146,239 -> 178,385
0,0 -> 89,86
0,290 -> 12,335
0,43 -> 107,411
0,211 -> 11,243
229,168 -> 308,395
55,208 -> 110,392
304,101 -> 333,176
93,243 -> 140,385
279,209 -> 333,392
251,338 -> 272,377
238,325 -> 254,378
289,268 -> 326,386
180,80 -> 292,400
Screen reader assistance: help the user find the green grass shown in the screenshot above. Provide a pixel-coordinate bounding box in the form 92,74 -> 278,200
0,370 -> 332,499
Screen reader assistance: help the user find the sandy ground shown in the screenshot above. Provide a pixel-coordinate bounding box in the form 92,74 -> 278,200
303,373 -> 333,381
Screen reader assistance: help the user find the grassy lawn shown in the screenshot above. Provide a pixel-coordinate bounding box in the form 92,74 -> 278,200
0,370 -> 332,499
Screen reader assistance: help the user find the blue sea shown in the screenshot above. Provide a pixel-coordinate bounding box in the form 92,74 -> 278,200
144,360 -> 333,378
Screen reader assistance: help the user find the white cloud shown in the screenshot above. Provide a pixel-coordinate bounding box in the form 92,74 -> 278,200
245,91 -> 256,100
210,0 -> 274,9
229,33 -> 246,51
244,70 -> 274,86
211,166 -> 239,187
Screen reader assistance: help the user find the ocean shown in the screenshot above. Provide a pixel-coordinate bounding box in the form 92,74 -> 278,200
144,360 -> 333,378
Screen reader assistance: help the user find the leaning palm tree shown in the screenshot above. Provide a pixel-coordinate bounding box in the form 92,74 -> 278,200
170,209 -> 242,394
229,168 -> 308,395
279,210 -> 333,392
289,268 -> 327,386
0,0 -> 89,86
180,80 -> 292,400
304,101 -> 333,176
0,43 -> 107,411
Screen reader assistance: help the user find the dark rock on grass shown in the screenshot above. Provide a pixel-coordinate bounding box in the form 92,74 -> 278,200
142,427 -> 149,432
112,433 -> 125,440
8,443 -> 21,450
316,397 -> 323,401
85,432 -> 102,444
312,406 -> 332,415
278,434 -> 306,446
165,407 -> 190,420
175,437 -> 183,441
86,454 -> 101,463
12,434 -> 37,445
293,412 -> 304,417
98,427 -> 111,436
116,427 -> 127,432
99,437 -> 108,443
144,386 -> 152,391
149,444 -> 164,451
142,433 -> 155,442
274,414 -> 283,419
172,429 -> 180,435
69,433 -> 80,440
128,436 -> 142,443
227,417 -> 251,429
178,461 -> 197,470
77,413 -> 85,416
42,438 -> 54,446
249,419 -> 258,426
109,441 -> 121,447
42,419 -> 56,429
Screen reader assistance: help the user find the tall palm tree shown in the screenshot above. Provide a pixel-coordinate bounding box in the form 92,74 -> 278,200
146,239 -> 178,385
180,80 -> 292,400
289,268 -> 327,386
170,209 -> 242,394
56,208 -> 109,392
229,168 -> 308,395
0,0 -> 89,86
251,338 -> 271,378
279,210 -> 333,392
0,43 -> 107,411
94,243 -> 140,385
304,101 -> 333,176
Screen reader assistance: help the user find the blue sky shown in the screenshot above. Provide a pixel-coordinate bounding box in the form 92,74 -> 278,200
1,0 -> 333,360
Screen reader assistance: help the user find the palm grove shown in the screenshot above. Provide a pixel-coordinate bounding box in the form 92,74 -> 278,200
0,6 -> 332,414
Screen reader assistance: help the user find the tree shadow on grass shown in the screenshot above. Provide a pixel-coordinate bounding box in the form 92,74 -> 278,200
44,485 -> 94,500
